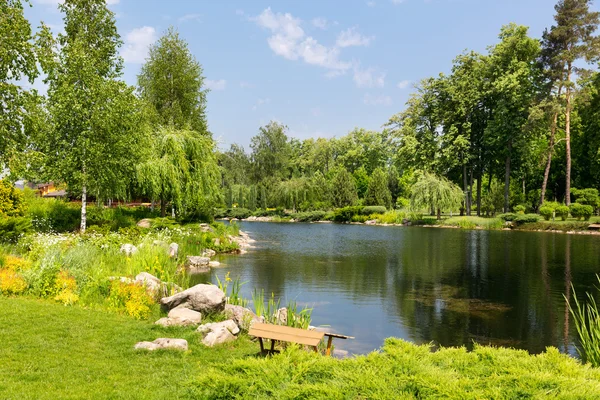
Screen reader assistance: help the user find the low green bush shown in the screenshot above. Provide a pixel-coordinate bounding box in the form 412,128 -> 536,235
570,203 -> 594,221
498,213 -> 518,222
333,206 -> 364,223
556,205 -> 570,221
361,206 -> 386,215
0,180 -> 25,217
0,217 -> 32,243
292,211 -> 327,222
351,214 -> 369,223
539,206 -> 554,221
514,214 -> 540,224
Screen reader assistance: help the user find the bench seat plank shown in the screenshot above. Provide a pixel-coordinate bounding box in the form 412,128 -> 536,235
249,323 -> 324,347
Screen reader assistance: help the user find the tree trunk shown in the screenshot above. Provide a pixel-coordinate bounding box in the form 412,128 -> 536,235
437,207 -> 441,220
476,168 -> 482,217
80,183 -> 87,232
540,111 -> 558,207
463,158 -> 470,215
468,168 -> 474,216
504,140 -> 512,213
565,65 -> 572,206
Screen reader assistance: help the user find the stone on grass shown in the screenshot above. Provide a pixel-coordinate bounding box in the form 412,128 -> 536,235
135,272 -> 161,292
168,243 -> 179,258
160,284 -> 225,314
274,307 -> 288,325
154,308 -> 202,327
137,219 -> 152,229
185,256 -> 210,274
197,319 -> 239,335
120,244 -> 138,256
134,338 -> 188,351
224,304 -> 263,330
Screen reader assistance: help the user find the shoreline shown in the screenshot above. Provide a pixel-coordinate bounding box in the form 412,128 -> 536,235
220,217 -> 600,236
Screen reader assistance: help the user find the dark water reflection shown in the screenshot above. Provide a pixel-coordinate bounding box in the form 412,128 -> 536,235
202,222 -> 600,355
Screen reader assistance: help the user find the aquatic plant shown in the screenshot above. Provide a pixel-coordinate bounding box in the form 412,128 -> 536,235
568,276 -> 600,367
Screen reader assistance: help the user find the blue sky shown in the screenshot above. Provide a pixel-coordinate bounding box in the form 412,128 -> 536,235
26,0 -> 599,150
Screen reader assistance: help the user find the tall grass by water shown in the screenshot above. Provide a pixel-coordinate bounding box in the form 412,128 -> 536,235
569,276 -> 600,367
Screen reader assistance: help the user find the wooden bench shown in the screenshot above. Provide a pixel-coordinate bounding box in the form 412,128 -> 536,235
248,323 -> 354,356
589,224 -> 600,230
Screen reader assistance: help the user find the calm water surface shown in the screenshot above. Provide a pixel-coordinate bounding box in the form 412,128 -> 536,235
206,222 -> 600,355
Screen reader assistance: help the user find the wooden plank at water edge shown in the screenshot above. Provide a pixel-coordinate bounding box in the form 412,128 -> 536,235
249,323 -> 324,347
588,224 -> 600,230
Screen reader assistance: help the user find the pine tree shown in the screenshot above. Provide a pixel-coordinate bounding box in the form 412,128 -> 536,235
331,167 -> 358,208
365,167 -> 392,208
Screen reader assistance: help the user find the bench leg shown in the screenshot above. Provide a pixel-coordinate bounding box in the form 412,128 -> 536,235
326,336 -> 333,356
259,337 -> 264,353
270,339 -> 275,353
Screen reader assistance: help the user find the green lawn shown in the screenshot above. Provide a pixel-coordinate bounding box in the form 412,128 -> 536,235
0,297 -> 257,400
3,297 -> 600,399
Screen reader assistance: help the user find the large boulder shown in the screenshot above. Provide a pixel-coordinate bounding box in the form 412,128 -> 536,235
197,320 -> 239,347
160,284 -> 225,313
224,304 -> 264,330
185,256 -> 210,274
135,272 -> 161,293
134,338 -> 188,351
120,244 -> 138,256
155,308 -> 202,327
137,218 -> 152,229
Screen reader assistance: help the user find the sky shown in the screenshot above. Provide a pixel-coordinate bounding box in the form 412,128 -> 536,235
24,0 -> 600,150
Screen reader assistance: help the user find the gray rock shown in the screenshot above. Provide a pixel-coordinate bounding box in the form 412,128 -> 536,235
160,284 -> 226,314
120,244 -> 138,256
136,219 -> 152,229
154,308 -> 202,327
197,319 -> 240,335
135,272 -> 161,292
185,256 -> 210,274
168,243 -> 179,258
208,261 -> 221,268
224,304 -> 263,330
134,338 -> 188,351
202,326 -> 236,347
213,238 -> 221,246
274,307 -> 288,325
202,249 -> 216,258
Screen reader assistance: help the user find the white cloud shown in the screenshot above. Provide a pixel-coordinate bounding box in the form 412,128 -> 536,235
252,98 -> 271,111
336,27 -> 373,48
121,26 -> 156,64
363,94 -> 392,106
179,13 -> 202,23
353,66 -> 385,88
391,0 -> 406,4
366,1 -> 376,6
397,80 -> 411,89
312,17 -> 328,30
205,79 -> 226,91
253,8 -> 351,74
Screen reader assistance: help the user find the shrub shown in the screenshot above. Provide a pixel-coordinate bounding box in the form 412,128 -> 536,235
151,217 -> 180,230
513,205 -> 526,214
1,255 -> 30,272
0,180 -> 25,217
333,206 -> 364,223
396,197 -> 409,209
514,214 -> 540,224
570,203 -> 594,221
54,270 -> 79,305
556,205 -> 570,221
351,215 -> 369,223
0,217 -> 32,243
107,281 -> 153,319
569,275 -> 600,367
539,206 -> 554,221
0,268 -> 27,295
498,213 -> 518,222
292,211 -> 327,222
227,208 -> 252,220
361,206 -> 387,215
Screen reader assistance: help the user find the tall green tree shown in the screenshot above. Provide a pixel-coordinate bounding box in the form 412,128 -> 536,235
365,167 -> 392,208
330,167 -> 358,208
0,0 -> 40,170
138,27 -> 208,133
40,0 -> 145,232
250,121 -> 291,182
410,172 -> 464,219
544,0 -> 600,205
137,128 -> 220,218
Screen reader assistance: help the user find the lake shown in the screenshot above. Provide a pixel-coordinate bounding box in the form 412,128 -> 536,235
206,222 -> 600,355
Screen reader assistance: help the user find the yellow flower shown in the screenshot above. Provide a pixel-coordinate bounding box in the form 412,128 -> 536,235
225,272 -> 232,282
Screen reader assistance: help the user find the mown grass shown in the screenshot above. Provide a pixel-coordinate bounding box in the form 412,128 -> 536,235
3,297 -> 600,399
442,216 -> 504,230
0,297 -> 257,400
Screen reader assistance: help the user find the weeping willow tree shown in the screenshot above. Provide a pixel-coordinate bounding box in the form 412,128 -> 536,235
410,172 -> 464,219
273,178 -> 312,212
137,128 -> 221,219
